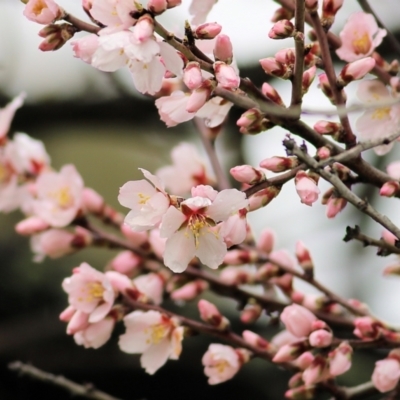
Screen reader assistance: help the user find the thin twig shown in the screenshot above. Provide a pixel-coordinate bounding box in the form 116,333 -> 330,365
193,117 -> 230,190
284,139 -> 400,240
8,361 -> 123,400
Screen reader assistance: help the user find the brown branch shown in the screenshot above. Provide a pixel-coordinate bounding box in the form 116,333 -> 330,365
290,0 -> 306,111
63,13 -> 101,34
8,361 -> 123,400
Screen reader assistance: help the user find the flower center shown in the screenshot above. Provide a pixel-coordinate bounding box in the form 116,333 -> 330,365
371,107 -> 391,120
188,214 -> 209,247
138,192 -> 151,205
79,282 -> 105,303
146,324 -> 168,345
214,360 -> 229,374
50,186 -> 74,208
33,0 -> 46,15
352,32 -> 371,55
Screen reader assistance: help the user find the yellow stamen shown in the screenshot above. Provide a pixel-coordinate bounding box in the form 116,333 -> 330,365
138,192 -> 151,204
33,0 -> 46,15
371,107 -> 391,120
145,324 -> 168,344
352,32 -> 371,55
49,186 -> 73,208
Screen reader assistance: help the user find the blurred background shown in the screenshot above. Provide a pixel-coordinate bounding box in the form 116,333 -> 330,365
1,0 -> 400,399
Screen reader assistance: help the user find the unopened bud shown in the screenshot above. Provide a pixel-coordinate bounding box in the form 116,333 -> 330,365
171,280 -> 208,300
271,7 -> 294,22
230,165 -> 266,185
295,241 -> 314,277
268,20 -> 295,40
272,340 -> 309,363
213,34 -> 233,64
240,303 -> 262,324
198,299 -> 230,330
259,156 -> 298,172
261,82 -> 285,106
38,23 -> 76,51
134,14 -> 154,43
195,22 -> 222,39
326,195 -> 347,218
309,329 -> 333,348
147,0 -> 167,14
305,0 -> 318,11
223,249 -> 258,265
314,120 -> 342,137
242,330 -> 271,350
257,229 -> 275,254
236,108 -> 263,128
380,181 -> 400,197
248,186 -> 281,211
186,80 -> 214,113
338,57 -> 376,86
214,61 -> 240,89
302,66 -> 316,94
259,58 -> 291,79
183,61 -> 203,90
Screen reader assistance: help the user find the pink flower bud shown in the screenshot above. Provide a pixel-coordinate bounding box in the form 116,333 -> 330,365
236,108 -> 263,128
109,250 -> 141,276
223,249 -> 258,265
134,14 -> 154,43
248,186 -> 281,211
295,351 -> 315,370
183,62 -> 203,90
295,171 -> 320,206
268,20 -> 295,40
295,241 -> 314,274
353,316 -> 383,339
59,305 -> 75,322
230,165 -> 265,185
302,355 -> 330,385
214,61 -> 240,89
198,299 -> 229,330
240,303 -> 262,324
23,0 -> 63,25
32,229 -> 76,260
261,82 -> 285,106
314,120 -> 342,136
16,216 -> 50,235
121,224 -> 148,247
38,23 -> 76,51
382,229 -> 397,245
259,156 -> 298,172
272,341 -> 308,363
372,358 -> 400,393
302,66 -> 316,94
309,330 -> 333,348
242,330 -> 271,350
322,0 -> 344,17
318,73 -> 334,102
213,34 -> 233,64
326,196 -> 347,218
259,58 -> 291,79
82,187 -> 104,214
275,47 -> 295,65
329,342 -> 353,376
147,0 -> 168,14
317,146 -> 331,159
105,270 -> 133,293
195,22 -> 222,40
171,280 -> 208,300
338,57 -> 376,86
281,304 -> 317,338
257,228 -> 275,254
380,181 -> 400,197
220,266 -> 255,285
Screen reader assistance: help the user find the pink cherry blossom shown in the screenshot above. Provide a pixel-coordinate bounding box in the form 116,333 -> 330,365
219,211 -> 248,248
119,310 -> 184,374
90,0 -> 136,29
202,344 -> 241,384
372,358 -> 400,393
5,132 -> 50,175
118,168 -> 170,232
62,262 -> 115,323
32,164 -> 84,227
195,96 -> 233,128
356,80 -> 400,155
133,273 -> 164,305
0,93 -> 25,141
214,62 -> 240,89
71,34 -> 100,64
336,12 -> 386,62
156,142 -> 212,195
155,91 -> 195,127
23,0 -> 63,25
160,186 -> 248,272
280,304 -> 317,338
74,317 -> 115,349
329,342 -> 353,377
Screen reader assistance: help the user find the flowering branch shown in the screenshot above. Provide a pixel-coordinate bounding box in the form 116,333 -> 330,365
8,361 -> 123,400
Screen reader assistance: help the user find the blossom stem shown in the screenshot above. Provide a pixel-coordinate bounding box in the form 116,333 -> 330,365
62,13 -> 101,34
8,361 -> 122,400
